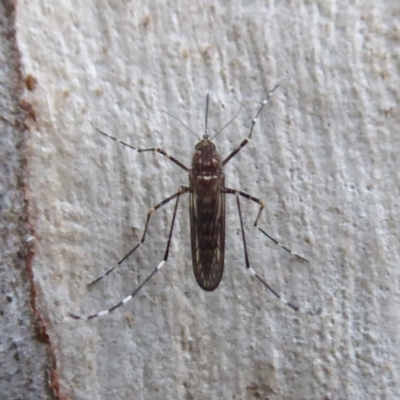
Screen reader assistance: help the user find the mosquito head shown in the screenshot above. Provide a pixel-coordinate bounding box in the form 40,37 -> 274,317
194,139 -> 216,151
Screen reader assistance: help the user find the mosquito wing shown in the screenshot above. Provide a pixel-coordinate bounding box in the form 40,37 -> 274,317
189,176 -> 225,291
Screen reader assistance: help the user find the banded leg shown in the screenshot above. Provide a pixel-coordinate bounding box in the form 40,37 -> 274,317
88,186 -> 190,287
234,193 -> 298,312
96,128 -> 190,172
224,188 -> 308,262
222,84 -> 279,166
69,186 -> 186,320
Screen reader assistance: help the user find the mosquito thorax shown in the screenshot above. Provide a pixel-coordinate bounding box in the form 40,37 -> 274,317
191,139 -> 223,188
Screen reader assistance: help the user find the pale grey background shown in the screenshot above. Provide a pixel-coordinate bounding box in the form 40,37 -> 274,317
2,1 -> 400,399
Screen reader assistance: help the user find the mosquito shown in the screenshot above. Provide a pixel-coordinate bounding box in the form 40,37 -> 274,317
69,85 -> 309,320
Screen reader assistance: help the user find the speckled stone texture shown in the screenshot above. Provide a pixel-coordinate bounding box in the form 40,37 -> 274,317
3,1 -> 399,399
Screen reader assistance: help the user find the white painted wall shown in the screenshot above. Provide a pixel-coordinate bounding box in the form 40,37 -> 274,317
5,1 -> 399,399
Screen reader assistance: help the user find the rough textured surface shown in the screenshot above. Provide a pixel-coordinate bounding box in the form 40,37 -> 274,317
0,2 -> 54,400
8,0 -> 400,399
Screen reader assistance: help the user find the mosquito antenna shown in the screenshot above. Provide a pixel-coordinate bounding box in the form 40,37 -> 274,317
161,110 -> 201,141
210,103 -> 242,141
204,94 -> 210,139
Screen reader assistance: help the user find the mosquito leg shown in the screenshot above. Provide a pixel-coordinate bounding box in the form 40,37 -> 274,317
96,128 -> 190,172
88,186 -> 190,287
222,84 -> 279,166
69,186 -> 187,320
224,188 -> 308,262
234,193 -> 298,312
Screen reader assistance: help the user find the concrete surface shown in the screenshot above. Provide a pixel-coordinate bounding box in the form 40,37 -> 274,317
2,1 -> 400,399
